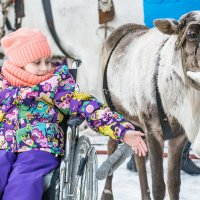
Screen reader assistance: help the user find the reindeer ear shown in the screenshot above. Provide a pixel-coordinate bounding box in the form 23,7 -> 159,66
153,19 -> 179,35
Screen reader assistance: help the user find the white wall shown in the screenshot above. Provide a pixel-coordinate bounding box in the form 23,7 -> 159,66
0,0 -> 144,100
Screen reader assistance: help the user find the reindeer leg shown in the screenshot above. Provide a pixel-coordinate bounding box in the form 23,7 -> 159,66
145,130 -> 165,200
167,131 -> 187,200
141,108 -> 166,200
135,154 -> 151,200
100,138 -> 118,200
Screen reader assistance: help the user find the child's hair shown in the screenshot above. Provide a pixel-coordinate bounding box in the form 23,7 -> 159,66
1,27 -> 51,68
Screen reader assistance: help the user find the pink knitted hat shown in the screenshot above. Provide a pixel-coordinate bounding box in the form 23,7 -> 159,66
1,27 -> 51,67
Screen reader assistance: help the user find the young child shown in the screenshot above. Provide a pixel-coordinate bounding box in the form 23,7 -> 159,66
0,28 -> 147,200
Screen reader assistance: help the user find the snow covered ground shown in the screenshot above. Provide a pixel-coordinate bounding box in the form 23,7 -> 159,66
81,131 -> 200,200
97,154 -> 200,200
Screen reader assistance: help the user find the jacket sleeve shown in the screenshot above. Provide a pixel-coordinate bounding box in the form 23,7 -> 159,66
44,66 -> 134,143
0,86 -> 19,122
67,91 -> 135,143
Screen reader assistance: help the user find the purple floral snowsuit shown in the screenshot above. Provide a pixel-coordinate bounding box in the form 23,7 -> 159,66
0,65 -> 134,200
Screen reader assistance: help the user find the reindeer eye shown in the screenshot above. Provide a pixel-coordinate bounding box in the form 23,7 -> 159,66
186,24 -> 200,41
187,30 -> 199,40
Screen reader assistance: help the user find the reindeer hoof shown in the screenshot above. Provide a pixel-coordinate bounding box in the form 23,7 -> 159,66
101,189 -> 114,200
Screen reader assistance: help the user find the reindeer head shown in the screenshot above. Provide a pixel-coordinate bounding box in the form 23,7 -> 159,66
154,11 -> 200,91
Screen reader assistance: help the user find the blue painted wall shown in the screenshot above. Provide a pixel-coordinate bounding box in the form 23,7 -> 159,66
143,0 -> 200,27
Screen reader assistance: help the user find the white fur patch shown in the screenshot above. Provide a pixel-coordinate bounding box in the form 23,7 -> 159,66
187,71 -> 200,83
103,189 -> 113,194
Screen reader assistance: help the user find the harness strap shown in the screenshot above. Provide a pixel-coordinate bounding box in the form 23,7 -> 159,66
42,0 -> 76,60
103,28 -> 144,132
155,68 -> 173,140
103,29 -> 131,111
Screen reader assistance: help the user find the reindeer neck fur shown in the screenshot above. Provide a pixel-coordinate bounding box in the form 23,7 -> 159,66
107,26 -> 200,141
158,35 -> 200,141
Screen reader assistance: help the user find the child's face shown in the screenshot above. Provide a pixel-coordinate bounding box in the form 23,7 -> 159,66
24,56 -> 52,76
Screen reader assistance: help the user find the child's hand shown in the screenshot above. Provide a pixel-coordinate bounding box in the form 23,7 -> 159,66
123,130 -> 147,157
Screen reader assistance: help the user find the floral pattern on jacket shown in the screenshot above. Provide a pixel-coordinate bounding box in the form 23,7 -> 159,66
0,65 -> 135,155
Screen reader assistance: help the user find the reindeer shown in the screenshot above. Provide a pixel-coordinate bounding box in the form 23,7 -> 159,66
100,11 -> 200,200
